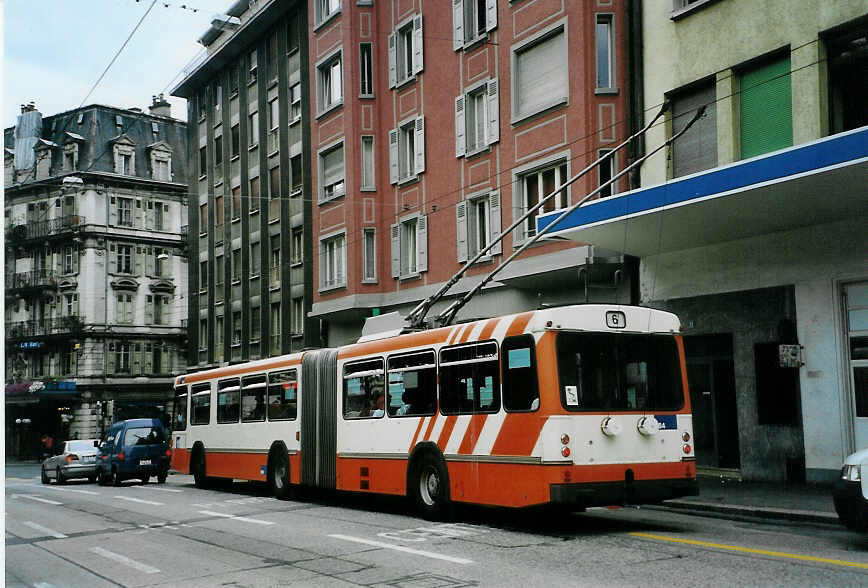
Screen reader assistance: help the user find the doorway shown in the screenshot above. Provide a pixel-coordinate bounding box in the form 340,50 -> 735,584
685,334 -> 740,469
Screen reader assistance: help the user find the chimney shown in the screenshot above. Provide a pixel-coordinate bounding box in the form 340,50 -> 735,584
13,103 -> 42,171
149,93 -> 171,118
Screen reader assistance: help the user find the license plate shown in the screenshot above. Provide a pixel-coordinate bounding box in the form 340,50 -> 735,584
82,456 -> 94,463
139,459 -> 151,466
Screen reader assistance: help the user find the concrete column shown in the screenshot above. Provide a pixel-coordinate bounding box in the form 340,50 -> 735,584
715,69 -> 738,166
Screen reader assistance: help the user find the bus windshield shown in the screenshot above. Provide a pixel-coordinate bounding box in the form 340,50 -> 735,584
556,332 -> 683,412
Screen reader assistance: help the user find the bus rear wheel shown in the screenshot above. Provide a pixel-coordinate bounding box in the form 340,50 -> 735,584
410,454 -> 452,521
268,445 -> 292,499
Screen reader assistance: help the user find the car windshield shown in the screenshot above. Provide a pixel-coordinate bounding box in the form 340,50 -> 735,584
123,427 -> 166,446
67,440 -> 97,453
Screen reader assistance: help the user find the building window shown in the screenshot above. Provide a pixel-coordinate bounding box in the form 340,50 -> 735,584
214,195 -> 224,231
597,150 -> 616,198
248,49 -> 258,83
453,0 -> 496,49
153,247 -> 167,277
213,135 -> 223,182
287,13 -> 299,53
289,83 -> 302,123
671,80 -> 717,178
117,197 -> 133,227
290,155 -> 302,195
455,79 -> 499,157
320,232 -> 346,290
740,56 -> 792,159
360,43 -> 373,97
63,293 -> 79,317
317,51 -> 343,113
199,260 -> 208,291
215,315 -> 224,362
215,254 -> 224,286
291,228 -> 303,265
199,146 -> 207,177
62,245 -> 76,274
389,117 -> 425,184
267,33 -> 279,82
389,15 -> 423,88
247,241 -> 259,278
115,343 -> 131,374
250,306 -> 261,342
595,14 -> 614,91
231,124 -> 240,158
362,228 -> 376,282
291,297 -> 304,334
270,235 -> 281,285
154,201 -> 165,230
457,192 -> 502,262
199,319 -> 208,351
518,159 -> 569,240
270,302 -> 281,354
199,203 -> 208,233
118,152 -> 132,175
63,145 -> 78,171
232,186 -> 241,218
152,294 -> 168,325
249,176 -> 260,211
249,111 -> 259,146
391,215 -> 427,278
269,165 -> 280,200
316,0 -> 341,25
361,135 -> 375,190
152,156 -> 170,181
117,244 -> 133,274
512,24 -> 567,122
827,22 -> 868,134
319,142 -> 345,202
232,248 -> 242,282
116,293 -> 133,324
232,311 -> 242,346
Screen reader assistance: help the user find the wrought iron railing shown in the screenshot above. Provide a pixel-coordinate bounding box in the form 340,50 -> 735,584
5,215 -> 85,242
6,270 -> 58,291
5,315 -> 84,340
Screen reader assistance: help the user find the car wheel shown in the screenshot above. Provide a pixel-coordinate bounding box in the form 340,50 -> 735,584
410,453 -> 452,521
112,467 -> 122,487
140,476 -> 149,485
157,470 -> 168,484
88,476 -> 97,483
41,465 -> 49,484
55,467 -> 65,485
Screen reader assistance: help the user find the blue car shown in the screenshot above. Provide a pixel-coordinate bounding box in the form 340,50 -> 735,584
97,419 -> 171,485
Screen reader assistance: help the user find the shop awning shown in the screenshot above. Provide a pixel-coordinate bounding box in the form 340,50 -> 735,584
536,126 -> 868,256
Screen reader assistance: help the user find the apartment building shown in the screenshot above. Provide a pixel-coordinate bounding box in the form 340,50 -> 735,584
538,0 -> 868,482
4,98 -> 188,454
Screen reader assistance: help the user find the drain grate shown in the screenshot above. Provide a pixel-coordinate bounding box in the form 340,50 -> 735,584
386,572 -> 478,588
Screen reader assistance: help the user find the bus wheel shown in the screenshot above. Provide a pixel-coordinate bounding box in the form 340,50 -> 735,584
268,445 -> 292,500
41,465 -> 49,484
192,447 -> 209,489
410,453 -> 452,521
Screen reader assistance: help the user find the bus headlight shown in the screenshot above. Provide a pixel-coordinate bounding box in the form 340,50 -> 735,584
601,417 -> 622,437
842,465 -> 861,482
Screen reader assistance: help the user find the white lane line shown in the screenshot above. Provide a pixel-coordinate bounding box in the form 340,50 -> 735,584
113,495 -> 165,506
13,494 -> 62,506
198,510 -> 275,526
328,534 -> 474,565
22,521 -> 68,539
89,546 -> 160,574
32,485 -> 100,496
132,485 -> 183,493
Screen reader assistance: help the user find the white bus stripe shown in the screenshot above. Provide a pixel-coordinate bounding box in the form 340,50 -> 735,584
473,410 -> 506,456
445,415 -> 471,454
329,534 -> 473,565
14,494 -> 62,506
198,510 -> 275,525
113,495 -> 165,506
132,485 -> 183,493
89,547 -> 160,574
22,521 -> 67,538
428,413 -> 446,443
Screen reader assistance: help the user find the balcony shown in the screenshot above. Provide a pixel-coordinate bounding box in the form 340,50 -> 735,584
5,215 -> 85,244
6,270 -> 58,293
5,316 -> 84,341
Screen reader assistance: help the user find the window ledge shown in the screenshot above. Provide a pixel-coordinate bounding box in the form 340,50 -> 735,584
397,175 -> 419,187
316,101 -> 344,121
399,272 -> 421,282
395,76 -> 417,90
511,97 -> 569,127
359,93 -> 375,100
199,174 -> 207,181
318,283 -> 347,294
268,216 -> 280,225
268,79 -> 279,90
248,144 -> 259,152
247,77 -> 258,88
361,278 -> 378,284
670,0 -> 720,20
290,261 -> 303,268
594,87 -> 619,96
269,284 -> 281,292
465,145 -> 491,160
290,117 -> 302,126
318,192 -> 346,206
230,154 -> 240,162
199,232 -> 207,238
313,9 -> 342,33
360,187 -> 377,192
231,217 -> 241,224
267,149 -> 280,158
249,208 -> 260,215
461,34 -> 489,52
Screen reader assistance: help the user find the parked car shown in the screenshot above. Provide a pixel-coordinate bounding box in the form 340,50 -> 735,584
41,439 -> 101,484
833,447 -> 868,531
96,419 -> 171,486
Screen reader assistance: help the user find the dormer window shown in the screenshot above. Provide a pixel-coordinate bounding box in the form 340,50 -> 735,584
111,134 -> 136,176
119,153 -> 132,175
148,141 -> 173,182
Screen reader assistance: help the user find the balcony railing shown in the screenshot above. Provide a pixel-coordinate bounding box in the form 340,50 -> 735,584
5,316 -> 84,340
6,270 -> 58,291
5,215 -> 85,243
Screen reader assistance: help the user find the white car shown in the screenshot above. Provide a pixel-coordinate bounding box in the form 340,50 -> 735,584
41,439 -> 101,484
833,447 -> 868,531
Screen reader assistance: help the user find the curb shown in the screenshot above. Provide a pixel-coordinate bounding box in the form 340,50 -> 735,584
657,499 -> 840,525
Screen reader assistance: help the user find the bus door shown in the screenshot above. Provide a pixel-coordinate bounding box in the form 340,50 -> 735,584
301,349 -> 338,489
171,385 -> 190,472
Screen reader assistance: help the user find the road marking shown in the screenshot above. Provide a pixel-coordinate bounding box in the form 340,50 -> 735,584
13,494 -> 62,506
631,533 -> 868,570
198,510 -> 275,526
329,534 -> 474,565
113,495 -> 165,506
22,521 -> 67,539
33,485 -> 100,496
89,546 -> 160,574
132,485 -> 183,493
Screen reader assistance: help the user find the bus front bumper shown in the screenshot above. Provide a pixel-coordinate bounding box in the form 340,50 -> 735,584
550,478 -> 699,507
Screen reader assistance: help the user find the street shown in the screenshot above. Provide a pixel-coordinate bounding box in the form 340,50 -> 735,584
5,463 -> 868,587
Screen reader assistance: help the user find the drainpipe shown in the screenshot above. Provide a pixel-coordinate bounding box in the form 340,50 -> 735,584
625,0 -> 645,191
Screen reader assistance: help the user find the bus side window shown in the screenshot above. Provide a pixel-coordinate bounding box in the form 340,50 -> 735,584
217,378 -> 241,423
268,369 -> 298,421
241,374 -> 267,422
343,358 -> 385,419
190,383 -> 211,425
439,341 -> 500,415
502,335 -> 539,412
387,351 -> 436,417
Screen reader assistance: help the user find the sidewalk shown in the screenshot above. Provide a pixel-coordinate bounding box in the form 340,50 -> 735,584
660,475 -> 840,525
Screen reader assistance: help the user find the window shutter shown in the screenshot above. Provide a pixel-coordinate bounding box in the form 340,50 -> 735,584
134,199 -> 144,227
416,215 -> 428,273
489,191 -> 502,255
486,0 -> 497,32
388,33 -> 397,88
145,200 -> 154,229
162,345 -> 170,374
107,342 -> 115,374
72,246 -> 79,273
146,295 -> 154,324
109,197 -> 117,225
133,343 -> 142,375
487,78 -> 500,145
414,117 -> 425,174
53,248 -> 62,274
516,30 -> 567,116
72,295 -> 79,316
390,224 -> 400,278
412,14 -> 424,75
144,343 -> 153,374
135,246 -> 143,275
452,0 -> 464,50
740,57 -> 793,159
456,201 -> 468,262
108,244 -> 117,274
455,96 -> 466,157
145,247 -> 154,276
126,295 -> 134,323
389,129 -> 399,184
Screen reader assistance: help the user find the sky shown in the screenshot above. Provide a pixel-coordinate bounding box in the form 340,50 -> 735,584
4,0 -> 233,129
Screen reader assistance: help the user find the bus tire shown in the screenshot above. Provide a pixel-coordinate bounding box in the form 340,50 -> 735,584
192,445 -> 210,489
268,443 -> 292,500
409,453 -> 452,521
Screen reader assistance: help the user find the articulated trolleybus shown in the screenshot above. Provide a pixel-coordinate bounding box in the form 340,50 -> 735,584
171,304 -> 697,517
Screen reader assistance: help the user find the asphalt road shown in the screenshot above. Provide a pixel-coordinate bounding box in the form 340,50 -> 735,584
5,463 -> 868,587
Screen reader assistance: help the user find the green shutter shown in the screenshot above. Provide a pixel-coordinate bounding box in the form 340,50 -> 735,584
740,57 -> 792,159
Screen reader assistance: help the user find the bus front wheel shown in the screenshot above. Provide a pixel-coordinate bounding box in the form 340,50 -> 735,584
410,453 -> 452,521
192,447 -> 209,489
268,445 -> 292,500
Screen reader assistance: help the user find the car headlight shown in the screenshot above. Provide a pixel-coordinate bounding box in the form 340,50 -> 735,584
841,464 -> 862,482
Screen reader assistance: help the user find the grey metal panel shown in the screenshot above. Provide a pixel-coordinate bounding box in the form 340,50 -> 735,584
301,351 -> 320,486
317,349 -> 338,489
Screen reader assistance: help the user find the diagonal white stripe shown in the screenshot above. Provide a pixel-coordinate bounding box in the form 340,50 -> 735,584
14,494 -> 62,506
132,485 -> 182,493
90,547 -> 160,574
113,495 -> 164,506
198,510 -> 275,525
329,534 -> 473,565
23,521 -> 67,538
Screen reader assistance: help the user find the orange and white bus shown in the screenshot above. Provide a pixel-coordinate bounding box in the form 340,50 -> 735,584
170,304 -> 697,518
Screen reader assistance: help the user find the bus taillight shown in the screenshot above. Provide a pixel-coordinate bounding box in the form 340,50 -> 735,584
683,444 -> 692,454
